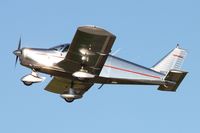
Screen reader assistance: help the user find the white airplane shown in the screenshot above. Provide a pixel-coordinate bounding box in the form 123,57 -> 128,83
13,25 -> 188,103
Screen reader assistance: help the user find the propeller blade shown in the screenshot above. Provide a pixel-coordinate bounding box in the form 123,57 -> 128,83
14,37 -> 22,67
18,37 -> 21,50
15,56 -> 19,67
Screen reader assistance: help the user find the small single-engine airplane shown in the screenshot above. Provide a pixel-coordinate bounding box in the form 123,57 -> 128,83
13,25 -> 188,103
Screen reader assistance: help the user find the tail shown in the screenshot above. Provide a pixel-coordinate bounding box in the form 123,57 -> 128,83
152,45 -> 188,91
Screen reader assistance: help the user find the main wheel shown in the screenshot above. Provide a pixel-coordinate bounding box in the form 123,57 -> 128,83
64,98 -> 74,103
23,81 -> 33,86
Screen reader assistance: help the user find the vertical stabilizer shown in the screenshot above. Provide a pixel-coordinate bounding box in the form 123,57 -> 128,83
152,45 -> 187,74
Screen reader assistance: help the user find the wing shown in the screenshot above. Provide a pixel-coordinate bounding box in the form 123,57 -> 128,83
45,77 -> 93,96
58,26 -> 116,76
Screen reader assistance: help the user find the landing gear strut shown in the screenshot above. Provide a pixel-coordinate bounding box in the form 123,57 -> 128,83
21,70 -> 45,86
60,81 -> 82,103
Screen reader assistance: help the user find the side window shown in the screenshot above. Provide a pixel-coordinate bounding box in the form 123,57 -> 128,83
62,44 -> 70,52
49,45 -> 64,51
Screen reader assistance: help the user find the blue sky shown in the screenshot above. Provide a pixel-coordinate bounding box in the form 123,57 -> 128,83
0,0 -> 199,132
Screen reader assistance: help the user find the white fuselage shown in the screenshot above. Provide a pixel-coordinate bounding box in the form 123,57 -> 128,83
20,47 -> 165,82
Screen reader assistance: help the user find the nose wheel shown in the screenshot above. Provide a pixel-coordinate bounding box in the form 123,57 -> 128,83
21,70 -> 45,86
23,81 -> 33,86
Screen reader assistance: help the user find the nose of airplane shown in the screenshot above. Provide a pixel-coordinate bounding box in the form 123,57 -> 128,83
13,49 -> 22,56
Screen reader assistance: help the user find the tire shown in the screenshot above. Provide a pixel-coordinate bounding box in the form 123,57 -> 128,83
64,98 -> 74,103
23,81 -> 33,86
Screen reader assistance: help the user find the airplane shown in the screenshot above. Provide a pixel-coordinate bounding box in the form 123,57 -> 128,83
13,25 -> 188,103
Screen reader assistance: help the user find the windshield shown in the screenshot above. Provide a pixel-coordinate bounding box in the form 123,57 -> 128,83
62,44 -> 70,52
49,44 -> 65,51
49,44 -> 70,52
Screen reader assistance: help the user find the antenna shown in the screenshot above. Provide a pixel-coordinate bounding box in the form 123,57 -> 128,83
176,44 -> 180,48
111,48 -> 121,56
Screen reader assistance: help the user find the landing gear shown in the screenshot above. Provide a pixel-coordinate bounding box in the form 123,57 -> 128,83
72,66 -> 95,79
60,89 -> 81,103
60,81 -> 82,103
21,70 -> 45,86
63,98 -> 74,103
23,81 -> 33,86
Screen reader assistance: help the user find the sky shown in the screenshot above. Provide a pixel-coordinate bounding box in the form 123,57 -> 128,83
0,0 -> 199,132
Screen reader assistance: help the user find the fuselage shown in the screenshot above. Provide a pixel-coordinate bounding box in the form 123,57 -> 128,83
12,26 -> 188,103
17,44 -> 165,83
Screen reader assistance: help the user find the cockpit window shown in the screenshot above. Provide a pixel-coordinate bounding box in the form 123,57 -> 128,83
49,44 -> 70,52
62,44 -> 70,52
49,45 -> 65,51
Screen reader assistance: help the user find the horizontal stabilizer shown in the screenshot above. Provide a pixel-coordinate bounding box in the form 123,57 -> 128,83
158,70 -> 187,91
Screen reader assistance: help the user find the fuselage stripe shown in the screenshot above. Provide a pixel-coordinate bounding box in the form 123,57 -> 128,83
104,65 -> 161,79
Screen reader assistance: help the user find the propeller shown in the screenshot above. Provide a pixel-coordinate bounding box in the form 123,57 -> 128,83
13,37 -> 22,67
